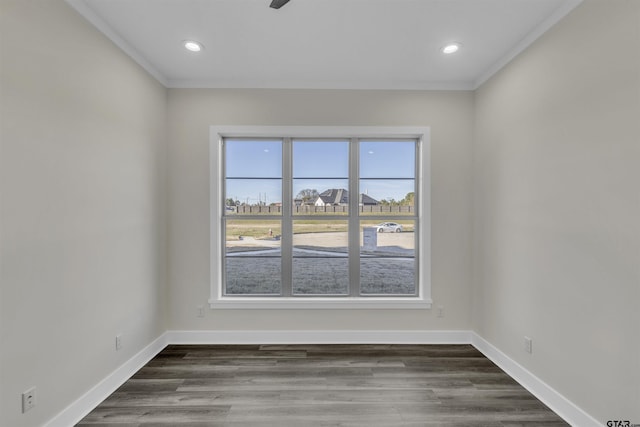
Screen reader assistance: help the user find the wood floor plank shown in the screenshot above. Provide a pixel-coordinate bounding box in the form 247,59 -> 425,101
78,405 -> 230,424
77,345 -> 568,426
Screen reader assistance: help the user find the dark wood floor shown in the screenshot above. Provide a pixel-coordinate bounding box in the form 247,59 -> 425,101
77,344 -> 568,426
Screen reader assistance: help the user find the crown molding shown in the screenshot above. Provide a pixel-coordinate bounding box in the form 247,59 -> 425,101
474,0 -> 583,89
65,0 -> 169,87
166,79 -> 475,91
67,0 -> 581,91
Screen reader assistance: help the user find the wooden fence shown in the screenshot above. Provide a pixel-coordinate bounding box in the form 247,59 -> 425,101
228,205 -> 414,215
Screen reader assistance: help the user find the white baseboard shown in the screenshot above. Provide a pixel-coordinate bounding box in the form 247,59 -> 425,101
45,333 -> 169,427
471,332 -> 600,427
45,329 -> 599,427
165,329 -> 472,345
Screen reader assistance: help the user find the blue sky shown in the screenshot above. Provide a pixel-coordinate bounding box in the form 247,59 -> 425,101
225,140 -> 415,204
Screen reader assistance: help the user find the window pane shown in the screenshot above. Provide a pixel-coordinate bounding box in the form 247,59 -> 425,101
360,220 -> 416,295
226,179 -> 282,215
225,258 -> 281,295
293,179 -> 349,215
293,220 -> 348,295
225,219 -> 281,295
293,140 -> 348,178
359,179 -> 415,216
360,141 -> 415,178
226,140 -> 282,178
219,134 -> 423,303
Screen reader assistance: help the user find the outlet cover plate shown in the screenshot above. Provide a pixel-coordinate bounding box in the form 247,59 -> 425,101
22,387 -> 36,413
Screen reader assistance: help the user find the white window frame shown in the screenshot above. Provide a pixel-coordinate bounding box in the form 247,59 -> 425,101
209,126 -> 431,309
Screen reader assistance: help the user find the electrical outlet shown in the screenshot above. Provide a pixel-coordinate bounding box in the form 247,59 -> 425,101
22,387 -> 36,413
436,305 -> 444,318
524,336 -> 532,354
197,305 -> 205,318
115,334 -> 123,351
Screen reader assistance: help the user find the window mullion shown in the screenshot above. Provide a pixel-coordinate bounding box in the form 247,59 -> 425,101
281,138 -> 293,297
348,138 -> 360,297
214,127 -> 430,306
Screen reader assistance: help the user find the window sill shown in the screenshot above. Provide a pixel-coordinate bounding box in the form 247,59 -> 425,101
209,297 -> 433,310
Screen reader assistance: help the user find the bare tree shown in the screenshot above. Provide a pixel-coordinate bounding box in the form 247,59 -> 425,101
296,188 -> 319,203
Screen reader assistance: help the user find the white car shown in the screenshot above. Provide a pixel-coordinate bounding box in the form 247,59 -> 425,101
376,222 -> 403,233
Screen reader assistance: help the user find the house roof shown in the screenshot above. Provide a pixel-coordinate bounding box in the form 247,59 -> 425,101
359,193 -> 379,205
317,189 -> 379,205
318,189 -> 349,205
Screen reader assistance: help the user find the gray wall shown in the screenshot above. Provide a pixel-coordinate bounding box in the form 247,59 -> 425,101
0,1 -> 168,426
166,89 -> 474,331
2,0 -> 638,425
473,0 -> 640,423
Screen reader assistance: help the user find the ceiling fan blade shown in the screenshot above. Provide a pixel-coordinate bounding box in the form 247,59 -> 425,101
270,0 -> 291,9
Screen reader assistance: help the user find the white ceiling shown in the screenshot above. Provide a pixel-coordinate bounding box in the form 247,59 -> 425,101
67,0 -> 581,90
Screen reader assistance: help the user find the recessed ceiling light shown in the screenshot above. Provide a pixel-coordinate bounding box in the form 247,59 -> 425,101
183,40 -> 204,52
441,43 -> 461,54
